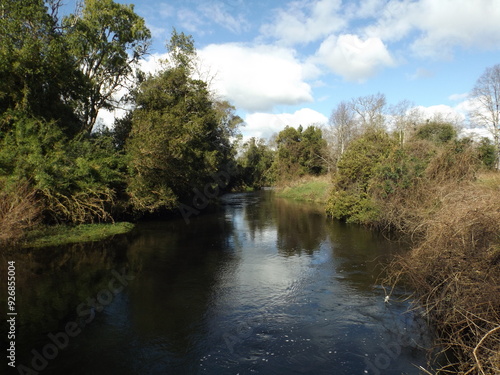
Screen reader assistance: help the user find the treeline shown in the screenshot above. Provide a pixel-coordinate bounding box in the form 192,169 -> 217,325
236,124 -> 328,189
0,0 -> 245,243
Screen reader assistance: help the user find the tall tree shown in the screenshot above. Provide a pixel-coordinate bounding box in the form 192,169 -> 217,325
126,31 -> 237,213
469,64 -> 500,169
352,93 -> 387,131
328,100 -> 357,157
64,0 -> 151,135
0,0 -> 82,134
389,100 -> 421,146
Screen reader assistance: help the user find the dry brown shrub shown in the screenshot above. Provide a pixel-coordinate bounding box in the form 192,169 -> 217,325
0,180 -> 41,244
390,182 -> 500,374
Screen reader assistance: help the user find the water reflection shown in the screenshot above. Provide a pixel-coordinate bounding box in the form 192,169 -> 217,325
1,191 -> 430,375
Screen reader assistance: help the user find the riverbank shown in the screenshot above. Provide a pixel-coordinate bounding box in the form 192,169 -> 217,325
21,222 -> 135,248
386,170 -> 500,374
275,175 -> 331,204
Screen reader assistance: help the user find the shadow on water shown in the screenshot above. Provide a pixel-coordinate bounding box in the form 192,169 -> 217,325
1,191 -> 432,375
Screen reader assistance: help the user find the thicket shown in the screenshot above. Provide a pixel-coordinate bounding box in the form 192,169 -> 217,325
326,121 -> 500,373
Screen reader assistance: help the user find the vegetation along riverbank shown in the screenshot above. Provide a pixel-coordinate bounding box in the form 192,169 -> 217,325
1,1 -> 499,373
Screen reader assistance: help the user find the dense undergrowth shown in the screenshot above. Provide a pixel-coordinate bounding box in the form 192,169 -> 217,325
325,125 -> 500,374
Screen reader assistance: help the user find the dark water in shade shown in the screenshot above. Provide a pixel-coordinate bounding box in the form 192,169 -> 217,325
1,191 -> 432,375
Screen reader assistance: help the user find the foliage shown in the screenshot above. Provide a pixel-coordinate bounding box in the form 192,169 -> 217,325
273,125 -> 327,182
126,36 -> 237,212
63,0 -> 151,134
0,115 -> 127,223
0,0 -> 83,136
413,121 -> 457,144
326,130 -> 395,223
237,137 -> 275,189
476,137 -> 498,169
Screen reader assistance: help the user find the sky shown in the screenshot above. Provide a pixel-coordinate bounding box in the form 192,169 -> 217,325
93,0 -> 500,140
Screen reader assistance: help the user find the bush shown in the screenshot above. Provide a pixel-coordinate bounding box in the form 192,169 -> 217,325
413,121 -> 457,144
326,130 -> 395,225
0,180 -> 40,244
0,116 -> 125,223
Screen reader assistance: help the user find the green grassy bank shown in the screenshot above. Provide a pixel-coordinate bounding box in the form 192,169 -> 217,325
22,222 -> 135,248
276,175 -> 331,204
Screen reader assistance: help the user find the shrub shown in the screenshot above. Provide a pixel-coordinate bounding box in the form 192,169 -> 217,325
0,180 -> 40,244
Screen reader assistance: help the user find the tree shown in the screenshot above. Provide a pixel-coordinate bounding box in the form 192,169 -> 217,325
352,93 -> 387,131
64,0 -> 151,135
126,32 -> 237,213
414,121 -> 457,144
469,64 -> 500,169
238,138 -> 274,188
165,28 -> 197,71
273,125 -> 327,181
389,100 -> 421,146
327,101 -> 357,168
0,0 -> 82,135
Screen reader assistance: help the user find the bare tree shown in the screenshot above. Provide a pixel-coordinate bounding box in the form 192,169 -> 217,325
352,93 -> 387,131
329,101 -> 357,156
389,100 -> 421,145
323,101 -> 358,171
469,64 -> 500,169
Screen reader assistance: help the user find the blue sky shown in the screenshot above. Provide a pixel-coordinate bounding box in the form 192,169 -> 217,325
94,0 -> 500,139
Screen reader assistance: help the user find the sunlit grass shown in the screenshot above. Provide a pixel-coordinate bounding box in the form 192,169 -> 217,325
276,175 -> 332,203
23,222 -> 135,248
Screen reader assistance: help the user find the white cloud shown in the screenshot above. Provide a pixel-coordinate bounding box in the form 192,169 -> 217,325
449,93 -> 469,102
364,0 -> 500,58
244,108 -> 328,140
199,2 -> 249,34
177,8 -> 205,34
414,104 -> 466,125
315,34 -> 394,82
199,43 -> 314,112
260,0 -> 346,45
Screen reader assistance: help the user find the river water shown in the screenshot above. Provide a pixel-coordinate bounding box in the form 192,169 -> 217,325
2,191 -> 431,374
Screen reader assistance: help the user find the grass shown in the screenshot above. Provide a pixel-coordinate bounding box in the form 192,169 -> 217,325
23,222 -> 135,248
276,175 -> 332,204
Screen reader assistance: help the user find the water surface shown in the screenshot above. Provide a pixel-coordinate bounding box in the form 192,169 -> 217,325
1,191 -> 431,374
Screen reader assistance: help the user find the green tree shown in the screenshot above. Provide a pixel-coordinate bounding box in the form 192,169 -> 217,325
0,0 -> 82,135
126,32 -> 237,213
476,137 -> 497,170
238,138 -> 274,188
326,131 -> 395,224
413,121 -> 457,144
64,0 -> 151,134
273,125 -> 327,181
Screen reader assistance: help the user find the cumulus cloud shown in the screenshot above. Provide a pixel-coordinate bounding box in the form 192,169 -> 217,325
314,34 -> 394,82
244,108 -> 328,140
199,43 -> 314,112
260,0 -> 346,45
364,0 -> 500,58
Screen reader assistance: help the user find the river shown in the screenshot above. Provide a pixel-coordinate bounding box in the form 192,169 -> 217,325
1,191 -> 431,374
